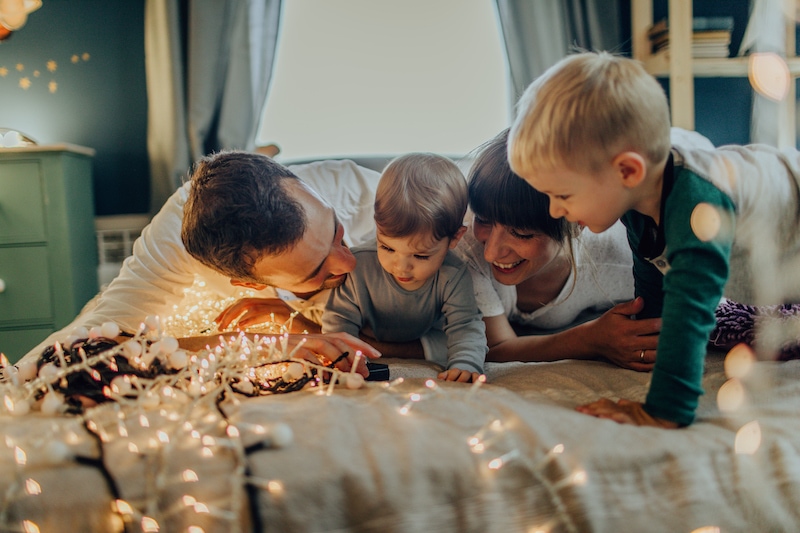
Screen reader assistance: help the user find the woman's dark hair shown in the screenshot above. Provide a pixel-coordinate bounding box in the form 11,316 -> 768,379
467,129 -> 577,243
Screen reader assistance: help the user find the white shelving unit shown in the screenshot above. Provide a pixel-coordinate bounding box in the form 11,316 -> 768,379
632,0 -> 798,148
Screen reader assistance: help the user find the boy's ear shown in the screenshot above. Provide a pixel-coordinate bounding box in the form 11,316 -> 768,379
449,225 -> 468,249
613,151 -> 647,189
230,279 -> 269,291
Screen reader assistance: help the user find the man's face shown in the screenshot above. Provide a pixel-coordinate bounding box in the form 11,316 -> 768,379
246,181 -> 356,294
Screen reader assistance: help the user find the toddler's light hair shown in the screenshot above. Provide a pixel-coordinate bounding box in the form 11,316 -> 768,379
375,153 -> 467,242
508,51 -> 672,178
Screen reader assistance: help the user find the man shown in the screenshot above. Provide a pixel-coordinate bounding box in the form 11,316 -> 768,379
22,152 -> 382,374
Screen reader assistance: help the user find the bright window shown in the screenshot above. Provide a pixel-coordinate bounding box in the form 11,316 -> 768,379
257,0 -> 510,162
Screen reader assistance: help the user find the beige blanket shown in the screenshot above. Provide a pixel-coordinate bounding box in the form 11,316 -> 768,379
2,350 -> 798,532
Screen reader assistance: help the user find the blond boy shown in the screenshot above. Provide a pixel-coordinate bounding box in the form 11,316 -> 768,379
322,153 -> 487,382
508,52 -> 800,427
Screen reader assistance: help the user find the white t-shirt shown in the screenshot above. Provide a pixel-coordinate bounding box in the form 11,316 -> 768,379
453,221 -> 635,331
23,159 -> 381,362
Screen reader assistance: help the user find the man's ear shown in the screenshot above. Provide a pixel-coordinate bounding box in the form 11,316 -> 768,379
613,151 -> 647,189
230,279 -> 269,291
449,225 -> 468,249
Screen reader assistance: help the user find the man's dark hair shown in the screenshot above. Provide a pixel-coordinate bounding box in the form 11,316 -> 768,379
181,151 -> 306,283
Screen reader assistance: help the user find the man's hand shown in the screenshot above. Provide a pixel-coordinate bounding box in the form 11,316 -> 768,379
576,398 -> 680,428
215,298 -> 320,333
178,331 -> 381,377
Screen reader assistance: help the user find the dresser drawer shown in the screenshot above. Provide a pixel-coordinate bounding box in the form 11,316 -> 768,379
0,160 -> 47,244
0,246 -> 53,323
0,326 -> 54,363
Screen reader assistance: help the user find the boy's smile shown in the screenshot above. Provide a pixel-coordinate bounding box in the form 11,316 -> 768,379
520,157 -> 646,234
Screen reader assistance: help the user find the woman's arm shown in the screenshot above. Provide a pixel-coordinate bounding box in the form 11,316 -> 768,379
486,297 -> 660,371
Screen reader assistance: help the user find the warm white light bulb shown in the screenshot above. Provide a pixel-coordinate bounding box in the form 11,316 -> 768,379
749,52 -> 790,101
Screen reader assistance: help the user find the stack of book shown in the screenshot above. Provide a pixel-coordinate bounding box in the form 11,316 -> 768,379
648,16 -> 734,58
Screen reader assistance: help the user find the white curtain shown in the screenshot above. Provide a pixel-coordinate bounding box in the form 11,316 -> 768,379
144,0 -> 282,213
739,0 -> 795,148
494,0 -> 623,103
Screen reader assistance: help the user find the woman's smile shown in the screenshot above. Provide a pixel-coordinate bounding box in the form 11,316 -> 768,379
492,259 -> 525,273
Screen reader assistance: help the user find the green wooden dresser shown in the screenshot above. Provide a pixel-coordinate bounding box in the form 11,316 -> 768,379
0,144 -> 99,362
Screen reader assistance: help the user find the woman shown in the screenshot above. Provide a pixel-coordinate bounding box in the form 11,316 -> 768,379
453,129 -> 660,370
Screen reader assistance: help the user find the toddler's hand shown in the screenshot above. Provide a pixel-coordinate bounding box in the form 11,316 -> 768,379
437,368 -> 484,383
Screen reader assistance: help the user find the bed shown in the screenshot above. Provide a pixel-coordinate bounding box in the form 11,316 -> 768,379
2,147 -> 799,532
1,327 -> 799,532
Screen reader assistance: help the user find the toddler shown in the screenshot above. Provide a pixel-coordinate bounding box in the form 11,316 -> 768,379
322,153 -> 487,382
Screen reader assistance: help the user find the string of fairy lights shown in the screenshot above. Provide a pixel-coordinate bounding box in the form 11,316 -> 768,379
0,279 -> 591,533
0,276 -> 788,533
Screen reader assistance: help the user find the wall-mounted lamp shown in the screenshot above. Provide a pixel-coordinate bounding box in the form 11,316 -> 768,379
0,0 -> 42,41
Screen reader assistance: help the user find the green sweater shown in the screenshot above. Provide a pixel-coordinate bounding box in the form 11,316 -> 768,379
622,154 -> 734,426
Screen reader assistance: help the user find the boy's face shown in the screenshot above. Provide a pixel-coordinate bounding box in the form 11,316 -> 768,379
520,164 -> 632,234
375,230 -> 456,291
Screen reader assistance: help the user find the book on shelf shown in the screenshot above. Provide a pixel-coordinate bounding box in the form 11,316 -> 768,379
647,16 -> 734,39
648,16 -> 733,58
655,44 -> 731,58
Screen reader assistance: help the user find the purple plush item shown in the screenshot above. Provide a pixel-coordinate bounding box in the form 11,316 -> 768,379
710,300 -> 800,361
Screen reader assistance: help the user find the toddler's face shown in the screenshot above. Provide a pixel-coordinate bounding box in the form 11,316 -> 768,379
520,165 -> 629,235
376,230 -> 453,291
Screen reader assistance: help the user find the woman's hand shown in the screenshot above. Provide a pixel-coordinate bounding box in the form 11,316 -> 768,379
586,297 -> 661,371
576,398 -> 680,429
215,297 -> 320,333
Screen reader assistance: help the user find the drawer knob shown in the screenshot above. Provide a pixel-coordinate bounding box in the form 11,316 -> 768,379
0,278 -> 4,293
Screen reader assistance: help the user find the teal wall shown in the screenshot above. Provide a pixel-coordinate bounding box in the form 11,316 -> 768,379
0,0 -> 149,215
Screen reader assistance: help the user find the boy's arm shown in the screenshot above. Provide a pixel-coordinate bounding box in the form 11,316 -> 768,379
644,176 -> 735,426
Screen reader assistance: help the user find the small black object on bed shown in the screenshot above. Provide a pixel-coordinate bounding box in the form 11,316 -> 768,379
366,361 -> 390,381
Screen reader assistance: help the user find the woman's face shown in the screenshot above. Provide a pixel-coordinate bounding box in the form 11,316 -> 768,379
472,216 -> 564,286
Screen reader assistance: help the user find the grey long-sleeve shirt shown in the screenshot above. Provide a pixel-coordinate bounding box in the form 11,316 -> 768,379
322,242 -> 487,373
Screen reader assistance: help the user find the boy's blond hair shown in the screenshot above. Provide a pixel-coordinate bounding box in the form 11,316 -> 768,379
375,153 -> 467,242
508,51 -> 672,177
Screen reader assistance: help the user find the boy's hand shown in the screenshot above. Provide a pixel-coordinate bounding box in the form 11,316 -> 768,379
576,398 -> 680,429
437,368 -> 484,383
